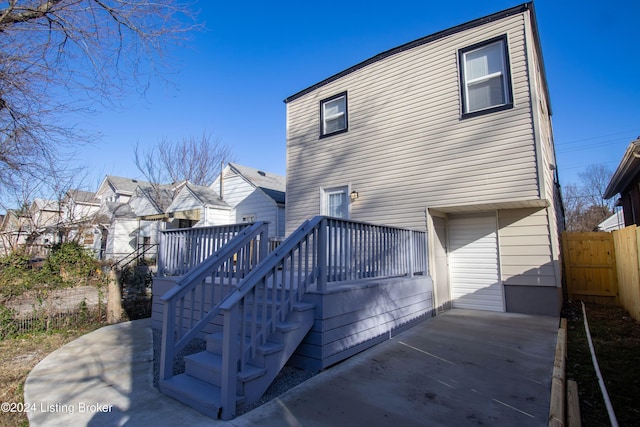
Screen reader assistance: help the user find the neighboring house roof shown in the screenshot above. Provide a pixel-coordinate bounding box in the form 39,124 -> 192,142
31,198 -> 59,212
165,183 -> 230,217
94,202 -> 136,224
604,139 -> 640,199
597,211 -> 625,232
96,175 -> 151,199
226,163 -> 286,205
67,189 -> 100,205
184,183 -> 230,208
135,182 -> 186,214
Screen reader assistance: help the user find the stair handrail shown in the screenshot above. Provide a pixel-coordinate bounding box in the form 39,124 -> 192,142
113,243 -> 159,270
217,216 -> 325,420
159,221 -> 270,381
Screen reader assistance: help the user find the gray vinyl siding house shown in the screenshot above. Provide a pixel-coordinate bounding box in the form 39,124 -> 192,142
285,2 -> 562,315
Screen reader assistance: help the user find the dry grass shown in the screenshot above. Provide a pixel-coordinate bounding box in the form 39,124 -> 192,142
564,300 -> 640,426
0,324 -> 102,427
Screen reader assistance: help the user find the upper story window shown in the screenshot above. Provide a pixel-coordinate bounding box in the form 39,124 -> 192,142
320,92 -> 348,137
459,36 -> 513,117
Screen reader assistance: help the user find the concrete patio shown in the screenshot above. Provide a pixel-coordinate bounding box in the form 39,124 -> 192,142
24,309 -> 559,426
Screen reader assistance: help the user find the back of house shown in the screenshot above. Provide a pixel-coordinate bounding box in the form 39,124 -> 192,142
284,2 -> 563,316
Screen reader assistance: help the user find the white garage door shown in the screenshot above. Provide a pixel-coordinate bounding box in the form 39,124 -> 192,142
448,213 -> 504,312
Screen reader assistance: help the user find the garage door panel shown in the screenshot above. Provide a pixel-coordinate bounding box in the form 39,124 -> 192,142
449,213 -> 504,312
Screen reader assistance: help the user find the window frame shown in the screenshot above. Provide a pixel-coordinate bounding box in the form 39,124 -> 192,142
459,35 -> 513,118
320,92 -> 348,138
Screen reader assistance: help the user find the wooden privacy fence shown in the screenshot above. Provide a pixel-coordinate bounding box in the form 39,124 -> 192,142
562,228 -> 640,321
562,232 -> 618,305
611,226 -> 640,320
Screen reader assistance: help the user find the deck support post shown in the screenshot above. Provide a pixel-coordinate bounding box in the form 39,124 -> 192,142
160,299 -> 176,381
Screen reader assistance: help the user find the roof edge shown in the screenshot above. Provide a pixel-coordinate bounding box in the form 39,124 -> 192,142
284,2 -> 532,103
604,139 -> 640,199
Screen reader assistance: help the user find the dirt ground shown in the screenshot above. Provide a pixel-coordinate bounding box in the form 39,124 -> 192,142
0,324 -> 103,427
563,300 -> 640,426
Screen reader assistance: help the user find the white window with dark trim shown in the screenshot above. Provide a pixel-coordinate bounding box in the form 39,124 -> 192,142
460,36 -> 512,116
320,92 -> 348,137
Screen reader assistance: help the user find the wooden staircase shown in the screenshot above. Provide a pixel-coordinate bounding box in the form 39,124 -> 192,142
157,216 -> 428,420
160,298 -> 315,418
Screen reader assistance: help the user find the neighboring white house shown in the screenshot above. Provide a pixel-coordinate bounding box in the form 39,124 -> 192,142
61,189 -> 102,254
597,210 -> 625,232
95,175 -> 150,204
27,199 -> 62,254
165,183 -> 232,228
211,163 -> 286,239
284,1 -> 563,316
162,163 -> 285,238
0,209 -> 30,256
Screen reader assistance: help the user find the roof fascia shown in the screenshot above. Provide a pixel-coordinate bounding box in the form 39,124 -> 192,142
604,140 -> 640,199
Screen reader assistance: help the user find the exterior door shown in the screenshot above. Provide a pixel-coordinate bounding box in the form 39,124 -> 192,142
448,213 -> 504,312
323,187 -> 349,219
322,186 -> 350,278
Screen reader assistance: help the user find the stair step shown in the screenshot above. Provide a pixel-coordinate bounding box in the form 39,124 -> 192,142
160,374 -> 244,419
206,332 -> 286,358
185,351 -> 266,384
160,299 -> 316,419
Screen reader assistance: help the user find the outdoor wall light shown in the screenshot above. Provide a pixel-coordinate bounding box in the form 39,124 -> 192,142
350,190 -> 359,202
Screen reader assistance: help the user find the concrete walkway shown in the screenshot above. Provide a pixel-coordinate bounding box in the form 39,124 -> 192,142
25,310 -> 559,426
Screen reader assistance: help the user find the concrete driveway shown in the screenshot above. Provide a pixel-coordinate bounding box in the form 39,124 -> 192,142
233,309 -> 559,427
25,309 -> 559,426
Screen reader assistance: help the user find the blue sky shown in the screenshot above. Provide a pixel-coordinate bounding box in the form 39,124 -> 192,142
73,0 -> 640,192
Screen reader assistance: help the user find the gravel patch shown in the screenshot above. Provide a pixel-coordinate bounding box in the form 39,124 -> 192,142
152,328 -> 317,416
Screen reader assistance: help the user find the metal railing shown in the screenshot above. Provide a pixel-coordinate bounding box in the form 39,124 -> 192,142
157,223 -> 250,276
159,221 -> 270,382
113,243 -> 159,270
216,216 -> 428,419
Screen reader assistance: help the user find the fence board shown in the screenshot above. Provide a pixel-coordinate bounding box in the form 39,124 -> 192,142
562,232 -> 618,305
613,226 -> 640,320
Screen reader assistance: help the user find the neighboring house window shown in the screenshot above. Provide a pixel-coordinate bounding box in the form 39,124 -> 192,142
321,186 -> 349,219
459,36 -> 513,116
242,215 -> 256,223
320,92 -> 348,137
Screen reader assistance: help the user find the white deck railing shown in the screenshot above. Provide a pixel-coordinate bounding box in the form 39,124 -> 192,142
159,221 -> 270,381
216,216 -> 427,419
157,216 -> 428,419
157,223 -> 250,276
320,217 -> 427,287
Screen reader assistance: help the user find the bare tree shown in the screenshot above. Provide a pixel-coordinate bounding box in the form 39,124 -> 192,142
0,1 -> 199,201
578,164 -> 614,211
564,164 -> 614,231
135,134 -> 235,187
